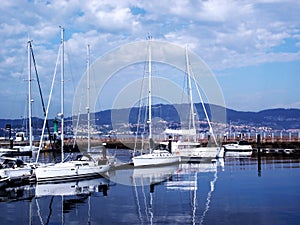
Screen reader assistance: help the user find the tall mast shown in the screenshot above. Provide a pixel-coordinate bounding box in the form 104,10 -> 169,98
185,46 -> 196,142
147,35 -> 152,146
87,44 -> 91,152
27,41 -> 33,150
60,26 -> 64,161
187,46 -> 218,145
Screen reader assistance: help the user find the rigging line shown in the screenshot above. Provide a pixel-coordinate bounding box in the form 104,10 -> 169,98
185,46 -> 196,143
36,45 -> 61,164
134,54 -> 148,153
181,68 -> 189,125
64,39 -> 82,96
11,44 -> 26,119
143,103 -> 148,148
29,42 -> 53,147
72,95 -> 83,149
189,67 -> 217,145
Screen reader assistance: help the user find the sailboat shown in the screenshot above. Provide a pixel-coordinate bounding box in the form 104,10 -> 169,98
18,39 -> 39,152
0,41 -> 39,185
160,46 -> 224,162
34,28 -> 109,183
132,36 -> 180,167
0,41 -> 39,157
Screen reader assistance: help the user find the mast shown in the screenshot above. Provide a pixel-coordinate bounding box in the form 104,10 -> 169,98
29,42 -> 53,148
186,48 -> 218,145
185,46 -> 196,142
87,44 -> 91,152
27,40 -> 33,150
60,26 -> 64,161
147,35 -> 152,149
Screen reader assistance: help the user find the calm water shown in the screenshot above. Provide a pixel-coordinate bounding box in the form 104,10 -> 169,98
0,150 -> 300,225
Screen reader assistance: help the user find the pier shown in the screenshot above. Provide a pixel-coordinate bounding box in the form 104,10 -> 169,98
1,135 -> 300,152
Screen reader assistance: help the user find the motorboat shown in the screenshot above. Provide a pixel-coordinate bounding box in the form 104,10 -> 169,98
223,140 -> 253,157
0,157 -> 34,185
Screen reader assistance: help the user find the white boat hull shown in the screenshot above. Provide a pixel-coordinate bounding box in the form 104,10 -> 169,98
173,146 -> 219,159
35,161 -> 109,183
0,167 -> 32,179
224,150 -> 253,157
133,156 -> 179,167
132,150 -> 180,167
160,141 -> 220,160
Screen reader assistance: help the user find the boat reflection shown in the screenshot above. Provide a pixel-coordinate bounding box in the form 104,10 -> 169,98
126,161 -> 224,225
0,184 -> 35,202
35,176 -> 109,197
164,160 -> 223,225
34,176 -> 110,224
0,176 -> 109,202
109,163 -> 179,186
132,164 -> 179,186
129,164 -> 179,225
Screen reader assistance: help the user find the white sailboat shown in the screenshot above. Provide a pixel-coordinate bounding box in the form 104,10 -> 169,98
35,28 -> 109,183
132,36 -> 180,167
160,46 -> 223,161
1,41 -> 39,156
0,41 -> 39,185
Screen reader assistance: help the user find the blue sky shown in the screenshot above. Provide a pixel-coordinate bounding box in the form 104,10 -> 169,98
0,0 -> 299,119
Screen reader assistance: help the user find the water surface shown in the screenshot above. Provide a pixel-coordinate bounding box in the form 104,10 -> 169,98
0,150 -> 299,225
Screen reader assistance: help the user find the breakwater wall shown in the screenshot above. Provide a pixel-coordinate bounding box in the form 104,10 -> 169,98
2,137 -> 300,152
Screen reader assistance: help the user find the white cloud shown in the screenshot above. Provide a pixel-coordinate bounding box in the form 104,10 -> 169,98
0,0 -> 299,118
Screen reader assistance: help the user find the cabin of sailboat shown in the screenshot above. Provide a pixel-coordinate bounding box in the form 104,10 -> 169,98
0,40 -> 42,185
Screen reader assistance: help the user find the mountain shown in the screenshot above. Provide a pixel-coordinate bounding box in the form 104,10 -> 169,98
94,104 -> 300,130
1,105 -> 300,134
226,108 -> 300,130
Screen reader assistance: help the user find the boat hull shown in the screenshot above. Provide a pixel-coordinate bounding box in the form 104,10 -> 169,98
132,153 -> 180,167
160,142 -> 220,160
35,161 -> 109,183
0,167 -> 32,179
174,146 -> 218,157
224,150 -> 253,157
